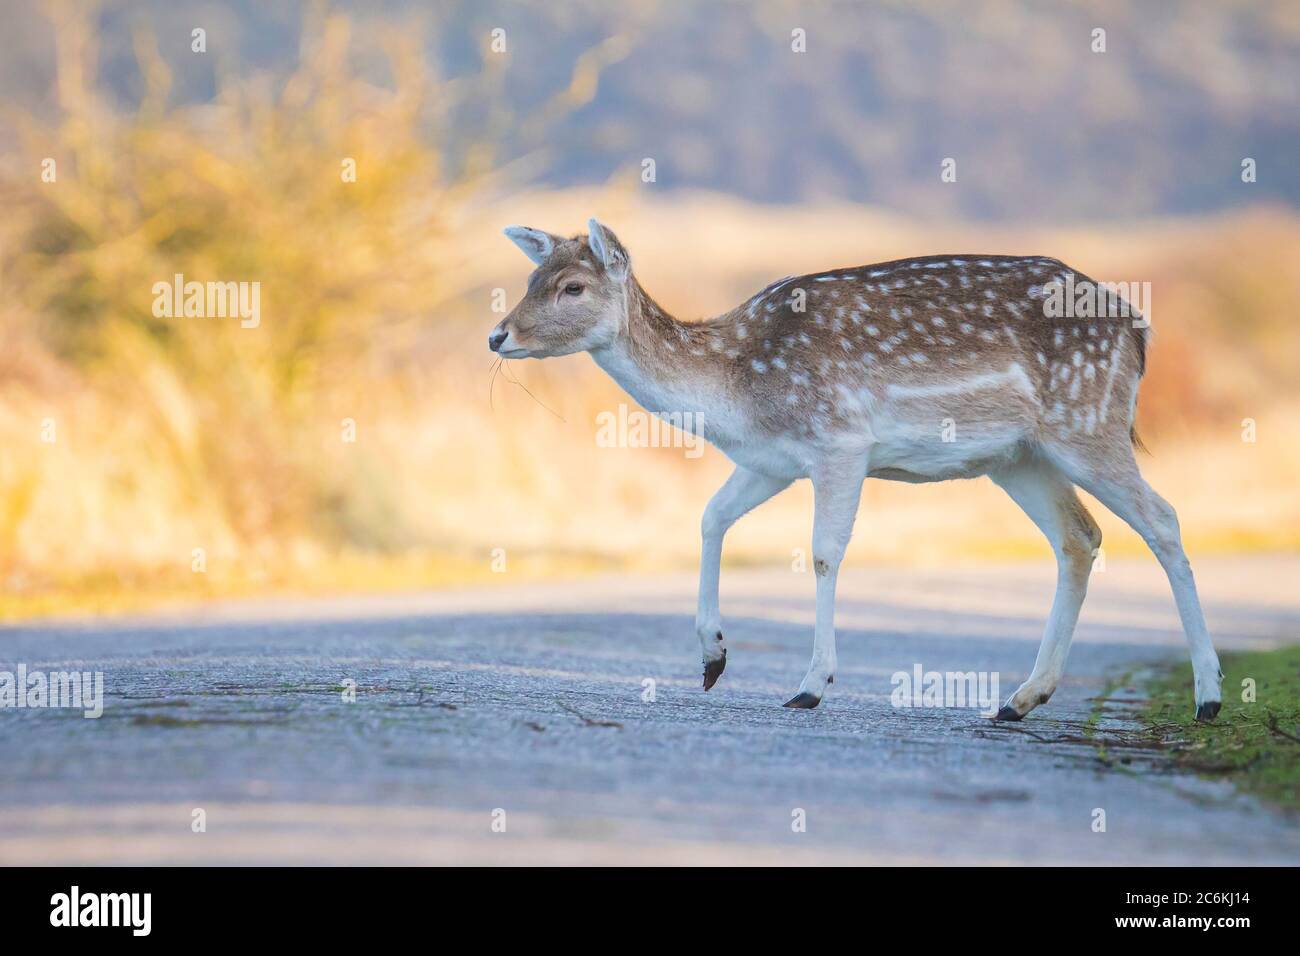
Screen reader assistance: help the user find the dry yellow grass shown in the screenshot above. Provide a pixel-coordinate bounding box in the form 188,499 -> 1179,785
448,189 -> 1300,570
1,9 -> 1297,620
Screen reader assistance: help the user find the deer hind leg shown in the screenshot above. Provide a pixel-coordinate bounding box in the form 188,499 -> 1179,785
989,459 -> 1101,721
697,467 -> 792,690
1050,448 -> 1223,721
783,455 -> 867,709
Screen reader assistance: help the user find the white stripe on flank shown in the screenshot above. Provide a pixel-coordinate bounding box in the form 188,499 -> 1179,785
885,365 -> 1035,400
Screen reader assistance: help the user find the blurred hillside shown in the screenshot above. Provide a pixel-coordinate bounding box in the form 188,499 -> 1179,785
1,0 -> 1298,219
0,1 -> 1297,618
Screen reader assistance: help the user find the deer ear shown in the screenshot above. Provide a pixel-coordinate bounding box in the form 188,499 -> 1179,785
587,218 -> 630,280
503,225 -> 557,266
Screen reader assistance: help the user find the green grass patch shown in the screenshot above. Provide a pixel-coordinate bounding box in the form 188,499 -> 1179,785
1142,645 -> 1300,810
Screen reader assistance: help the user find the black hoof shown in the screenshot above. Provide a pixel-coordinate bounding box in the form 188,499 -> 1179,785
702,649 -> 727,691
993,705 -> 1023,722
782,692 -> 821,709
1195,701 -> 1221,723
827,675 -> 834,684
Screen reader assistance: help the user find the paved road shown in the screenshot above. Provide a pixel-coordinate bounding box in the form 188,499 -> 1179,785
1,557 -> 1298,865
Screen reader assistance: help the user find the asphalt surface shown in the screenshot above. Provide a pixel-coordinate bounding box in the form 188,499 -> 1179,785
1,557 -> 1297,865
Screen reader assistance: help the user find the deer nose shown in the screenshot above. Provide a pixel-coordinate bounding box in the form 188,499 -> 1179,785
488,327 -> 509,352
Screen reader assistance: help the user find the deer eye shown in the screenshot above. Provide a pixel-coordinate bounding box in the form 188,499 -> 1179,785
563,282 -> 584,296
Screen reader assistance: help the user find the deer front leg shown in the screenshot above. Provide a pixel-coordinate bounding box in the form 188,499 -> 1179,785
784,455 -> 868,709
698,467 -> 791,690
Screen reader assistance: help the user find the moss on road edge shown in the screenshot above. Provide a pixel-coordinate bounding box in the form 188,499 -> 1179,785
1141,645 -> 1300,811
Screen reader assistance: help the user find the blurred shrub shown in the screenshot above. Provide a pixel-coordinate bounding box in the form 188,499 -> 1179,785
0,7 -> 468,583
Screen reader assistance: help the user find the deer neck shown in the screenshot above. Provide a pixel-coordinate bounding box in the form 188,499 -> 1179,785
588,276 -> 732,419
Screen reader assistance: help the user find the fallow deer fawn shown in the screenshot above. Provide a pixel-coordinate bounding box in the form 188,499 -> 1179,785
490,219 -> 1223,722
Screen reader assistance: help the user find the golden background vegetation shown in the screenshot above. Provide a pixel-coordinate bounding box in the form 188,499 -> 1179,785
1,4 -> 1297,618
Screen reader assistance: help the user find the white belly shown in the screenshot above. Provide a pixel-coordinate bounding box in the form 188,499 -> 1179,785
710,416 -> 1025,484
868,427 -> 1026,482
713,432 -> 811,480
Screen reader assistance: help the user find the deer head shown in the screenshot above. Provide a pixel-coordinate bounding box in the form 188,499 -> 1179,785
489,218 -> 632,358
